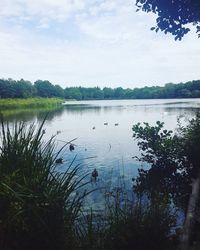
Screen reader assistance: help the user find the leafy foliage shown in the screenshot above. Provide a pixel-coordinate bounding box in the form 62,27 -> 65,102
1,78 -> 200,100
135,0 -> 200,40
133,114 -> 200,249
133,121 -> 190,210
132,114 -> 200,211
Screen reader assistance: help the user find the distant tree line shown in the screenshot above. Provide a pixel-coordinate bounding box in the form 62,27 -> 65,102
1,78 -> 200,99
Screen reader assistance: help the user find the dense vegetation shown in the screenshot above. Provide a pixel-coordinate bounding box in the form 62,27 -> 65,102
0,118 -> 88,250
132,114 -> 200,249
0,117 -> 178,250
135,0 -> 200,40
1,113 -> 200,249
1,78 -> 200,100
0,79 -> 64,99
0,98 -> 63,109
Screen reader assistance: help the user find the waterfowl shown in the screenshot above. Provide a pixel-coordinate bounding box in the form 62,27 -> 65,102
55,158 -> 63,164
114,123 -> 119,126
104,122 -> 108,125
91,168 -> 98,182
69,144 -> 75,151
92,126 -> 96,130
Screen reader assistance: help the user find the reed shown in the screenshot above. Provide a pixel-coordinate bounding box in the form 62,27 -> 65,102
76,189 -> 178,250
0,98 -> 63,109
0,116 -> 87,250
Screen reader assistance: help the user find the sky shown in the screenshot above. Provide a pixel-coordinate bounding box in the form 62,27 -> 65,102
0,0 -> 200,88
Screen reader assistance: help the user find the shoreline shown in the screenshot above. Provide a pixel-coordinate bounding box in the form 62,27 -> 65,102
0,97 -> 63,109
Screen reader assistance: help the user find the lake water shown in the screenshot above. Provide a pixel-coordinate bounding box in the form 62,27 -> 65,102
3,98 -> 200,210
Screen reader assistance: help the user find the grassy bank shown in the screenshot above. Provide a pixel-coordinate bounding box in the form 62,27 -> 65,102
0,98 -> 63,109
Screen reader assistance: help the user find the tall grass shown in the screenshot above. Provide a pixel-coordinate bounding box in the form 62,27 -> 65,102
0,98 -> 63,109
76,189 -> 178,250
0,117 -> 87,250
0,116 -> 182,250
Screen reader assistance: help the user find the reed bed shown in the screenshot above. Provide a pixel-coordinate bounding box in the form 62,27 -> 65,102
0,98 -> 63,109
0,117 -> 87,250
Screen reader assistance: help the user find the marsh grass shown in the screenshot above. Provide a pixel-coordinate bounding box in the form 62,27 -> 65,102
0,115 -> 182,250
0,116 -> 87,250
0,98 -> 63,109
103,194 -> 177,250
76,186 -> 178,250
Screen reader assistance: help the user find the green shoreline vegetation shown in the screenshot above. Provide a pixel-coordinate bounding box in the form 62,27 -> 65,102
1,78 -> 200,101
1,114 -> 200,250
1,0 -> 200,248
0,98 -> 63,109
0,117 -> 177,250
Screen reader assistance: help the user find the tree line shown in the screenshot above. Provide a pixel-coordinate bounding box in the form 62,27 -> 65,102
1,78 -> 200,99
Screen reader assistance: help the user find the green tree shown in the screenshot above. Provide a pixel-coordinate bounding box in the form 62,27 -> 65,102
54,84 -> 65,98
124,88 -> 134,99
114,87 -> 125,99
92,87 -> 104,99
103,87 -> 115,99
135,0 -> 200,40
64,87 -> 82,100
0,79 -> 16,98
14,79 -> 36,98
34,80 -> 56,97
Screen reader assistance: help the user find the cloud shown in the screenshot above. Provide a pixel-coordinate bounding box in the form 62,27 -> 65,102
0,0 -> 199,88
0,0 -> 87,26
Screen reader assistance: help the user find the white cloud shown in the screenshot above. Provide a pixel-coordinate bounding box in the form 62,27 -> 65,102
0,0 -> 199,87
0,0 -> 87,24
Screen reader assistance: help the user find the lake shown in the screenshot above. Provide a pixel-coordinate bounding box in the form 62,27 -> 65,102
3,98 -> 200,210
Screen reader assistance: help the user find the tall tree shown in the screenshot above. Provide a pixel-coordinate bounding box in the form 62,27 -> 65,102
34,80 -> 56,97
103,87 -> 115,99
54,84 -> 65,98
14,79 -> 36,98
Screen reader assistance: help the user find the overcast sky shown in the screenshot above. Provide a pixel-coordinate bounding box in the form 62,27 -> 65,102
0,0 -> 200,88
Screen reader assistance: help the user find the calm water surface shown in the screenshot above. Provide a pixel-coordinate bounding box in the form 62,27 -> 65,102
3,99 -> 200,210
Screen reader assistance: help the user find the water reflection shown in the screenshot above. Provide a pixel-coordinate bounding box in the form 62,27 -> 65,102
2,99 -> 200,210
2,99 -> 200,123
1,106 -> 65,123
